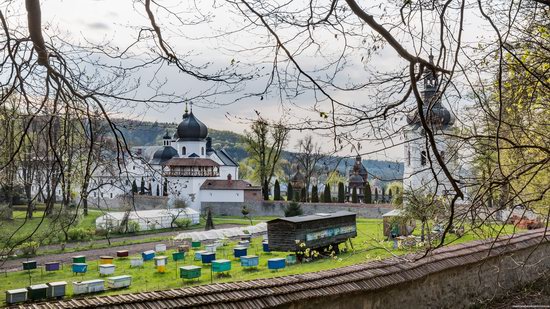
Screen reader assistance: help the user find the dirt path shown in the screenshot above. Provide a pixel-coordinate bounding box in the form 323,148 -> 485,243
1,224 -> 249,273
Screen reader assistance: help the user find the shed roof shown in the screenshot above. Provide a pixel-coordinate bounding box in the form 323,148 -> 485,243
268,211 -> 356,223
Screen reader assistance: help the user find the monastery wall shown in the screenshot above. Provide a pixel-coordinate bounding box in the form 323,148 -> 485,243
204,201 -> 394,218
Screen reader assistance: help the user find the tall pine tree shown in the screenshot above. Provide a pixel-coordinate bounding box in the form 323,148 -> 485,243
323,183 -> 331,203
163,178 -> 168,196
337,182 -> 345,203
364,182 -> 372,203
311,185 -> 319,202
274,179 -> 281,200
300,187 -> 306,202
263,179 -> 269,200
140,177 -> 145,195
374,187 -> 379,203
351,187 -> 358,203
287,182 -> 294,201
131,179 -> 138,194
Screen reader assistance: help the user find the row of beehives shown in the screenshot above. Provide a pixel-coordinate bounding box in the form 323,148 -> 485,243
4,275 -> 132,305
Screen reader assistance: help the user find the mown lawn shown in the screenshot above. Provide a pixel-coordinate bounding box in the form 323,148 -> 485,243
0,218 -> 525,303
0,211 -> 259,252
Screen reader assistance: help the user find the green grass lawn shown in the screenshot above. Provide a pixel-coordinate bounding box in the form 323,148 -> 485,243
0,218 -> 525,304
0,211 -> 259,252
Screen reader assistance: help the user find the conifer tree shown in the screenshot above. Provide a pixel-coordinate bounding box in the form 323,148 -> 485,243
323,183 -> 331,203
274,179 -> 281,200
131,180 -> 138,194
352,187 -> 358,203
263,179 -> 269,200
311,185 -> 319,202
300,187 -> 306,202
163,178 -> 168,196
374,187 -> 379,203
287,182 -> 294,201
337,182 -> 345,203
284,201 -> 303,217
364,182 -> 372,203
140,177 -> 145,194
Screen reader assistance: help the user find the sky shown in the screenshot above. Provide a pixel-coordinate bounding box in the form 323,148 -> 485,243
14,0 -> 494,161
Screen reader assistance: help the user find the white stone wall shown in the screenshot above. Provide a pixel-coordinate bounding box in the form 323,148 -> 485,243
200,189 -> 245,203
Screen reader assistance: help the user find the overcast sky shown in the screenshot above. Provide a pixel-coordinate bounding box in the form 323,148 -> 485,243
21,0 -> 493,161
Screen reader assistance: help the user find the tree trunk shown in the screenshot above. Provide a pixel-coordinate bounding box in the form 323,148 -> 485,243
420,220 -> 426,242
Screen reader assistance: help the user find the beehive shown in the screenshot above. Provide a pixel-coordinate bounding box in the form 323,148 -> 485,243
180,265 -> 202,279
46,281 -> 67,299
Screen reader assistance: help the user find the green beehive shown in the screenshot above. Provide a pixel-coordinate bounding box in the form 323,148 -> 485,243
27,284 -> 48,301
191,240 -> 201,248
72,255 -> 86,263
212,259 -> 231,273
173,251 -> 185,261
180,265 -> 202,279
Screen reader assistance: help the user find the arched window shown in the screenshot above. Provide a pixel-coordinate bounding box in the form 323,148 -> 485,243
201,147 -> 204,156
182,147 -> 186,155
421,151 -> 427,166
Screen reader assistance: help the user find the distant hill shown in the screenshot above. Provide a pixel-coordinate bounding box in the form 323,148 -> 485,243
113,119 -> 403,182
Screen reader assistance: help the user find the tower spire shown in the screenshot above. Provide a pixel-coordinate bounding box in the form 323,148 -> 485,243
185,102 -> 188,113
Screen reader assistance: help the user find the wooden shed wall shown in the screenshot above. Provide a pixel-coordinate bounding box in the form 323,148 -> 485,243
268,221 -> 298,251
268,215 -> 357,251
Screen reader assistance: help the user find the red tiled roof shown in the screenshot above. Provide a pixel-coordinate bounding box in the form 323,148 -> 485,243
20,229 -> 548,309
162,158 -> 220,167
200,179 -> 261,190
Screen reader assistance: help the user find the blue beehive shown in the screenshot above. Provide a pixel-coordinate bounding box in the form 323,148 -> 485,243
262,241 -> 270,252
233,246 -> 247,258
72,263 -> 88,274
201,252 -> 216,264
268,258 -> 286,270
240,255 -> 259,268
194,250 -> 207,261
142,250 -> 155,261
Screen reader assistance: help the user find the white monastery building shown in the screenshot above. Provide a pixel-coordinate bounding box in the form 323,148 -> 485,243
90,105 -> 262,211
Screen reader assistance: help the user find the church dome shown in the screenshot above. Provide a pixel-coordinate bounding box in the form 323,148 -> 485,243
348,173 -> 364,184
176,111 -> 208,141
406,105 -> 454,128
150,146 -> 178,165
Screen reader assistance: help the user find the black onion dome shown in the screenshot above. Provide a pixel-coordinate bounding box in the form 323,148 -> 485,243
176,111 -> 208,141
407,105 -> 454,128
150,146 -> 178,165
348,173 -> 364,184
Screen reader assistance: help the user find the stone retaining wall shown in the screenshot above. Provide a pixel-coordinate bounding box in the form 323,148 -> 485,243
203,201 -> 394,218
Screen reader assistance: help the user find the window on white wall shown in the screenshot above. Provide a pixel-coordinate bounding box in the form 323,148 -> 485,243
201,147 -> 204,155
182,147 -> 186,155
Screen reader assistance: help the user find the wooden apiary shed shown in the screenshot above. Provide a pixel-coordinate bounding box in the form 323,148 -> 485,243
267,211 -> 357,252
